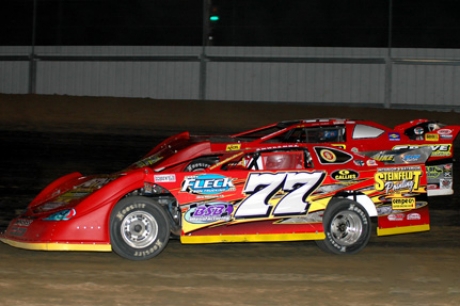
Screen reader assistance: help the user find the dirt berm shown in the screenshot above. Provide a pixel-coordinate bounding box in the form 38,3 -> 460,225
1,94 -> 459,135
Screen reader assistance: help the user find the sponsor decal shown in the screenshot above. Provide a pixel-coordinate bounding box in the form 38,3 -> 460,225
226,144 -> 241,151
371,152 -> 395,162
427,165 -> 443,179
134,155 -> 163,167
374,166 -> 423,193
407,213 -> 421,220
440,178 -> 453,189
414,127 -> 424,138
388,213 -> 405,221
392,144 -> 452,157
391,197 -> 416,209
14,218 -> 33,227
427,184 -> 438,190
401,154 -> 421,163
425,133 -> 439,141
366,160 -> 378,166
154,174 -> 176,183
319,149 -> 337,162
377,205 -> 392,215
388,132 -> 401,141
9,227 -> 28,237
437,129 -> 453,139
331,169 -> 359,181
185,202 -> 234,224
181,174 -> 235,195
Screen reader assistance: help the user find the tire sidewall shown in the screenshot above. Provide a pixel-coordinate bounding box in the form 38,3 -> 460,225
322,199 -> 371,255
110,196 -> 170,260
185,159 -> 215,172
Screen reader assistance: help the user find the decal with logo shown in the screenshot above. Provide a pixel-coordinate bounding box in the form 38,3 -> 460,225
374,166 -> 423,194
185,202 -> 234,224
425,133 -> 439,141
392,144 -> 452,157
181,174 -> 235,195
391,197 -> 416,209
388,132 -> 401,141
370,152 -> 395,162
331,169 -> 359,181
154,174 -> 176,183
401,154 -> 421,163
426,165 -> 443,179
407,213 -> 421,220
437,129 -> 453,139
319,149 -> 337,162
226,144 -> 241,151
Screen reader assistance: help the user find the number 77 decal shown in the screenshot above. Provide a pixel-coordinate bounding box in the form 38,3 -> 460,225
235,172 -> 326,218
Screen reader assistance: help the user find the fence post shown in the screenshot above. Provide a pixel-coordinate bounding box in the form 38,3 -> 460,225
384,0 -> 393,108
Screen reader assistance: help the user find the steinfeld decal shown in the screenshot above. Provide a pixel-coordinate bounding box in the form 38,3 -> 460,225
374,166 -> 423,194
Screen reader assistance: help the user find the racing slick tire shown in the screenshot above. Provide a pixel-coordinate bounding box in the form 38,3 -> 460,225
315,199 -> 371,255
110,196 -> 170,260
184,158 -> 216,172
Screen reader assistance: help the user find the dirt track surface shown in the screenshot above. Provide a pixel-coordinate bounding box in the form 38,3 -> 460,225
1,94 -> 460,305
0,226 -> 460,306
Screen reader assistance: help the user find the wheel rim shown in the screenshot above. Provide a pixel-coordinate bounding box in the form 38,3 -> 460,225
120,210 -> 159,249
329,211 -> 363,246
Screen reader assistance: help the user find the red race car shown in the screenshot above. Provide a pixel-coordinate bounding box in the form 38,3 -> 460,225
143,118 -> 459,197
1,143 -> 431,260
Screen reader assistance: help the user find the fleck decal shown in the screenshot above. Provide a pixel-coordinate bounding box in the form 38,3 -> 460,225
181,174 -> 235,195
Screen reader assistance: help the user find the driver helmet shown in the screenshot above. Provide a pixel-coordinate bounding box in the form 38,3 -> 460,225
319,129 -> 338,141
428,123 -> 440,131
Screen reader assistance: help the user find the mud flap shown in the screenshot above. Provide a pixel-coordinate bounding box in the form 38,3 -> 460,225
377,202 -> 430,236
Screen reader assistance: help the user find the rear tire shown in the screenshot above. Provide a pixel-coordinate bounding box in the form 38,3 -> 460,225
316,199 -> 371,255
110,196 -> 170,260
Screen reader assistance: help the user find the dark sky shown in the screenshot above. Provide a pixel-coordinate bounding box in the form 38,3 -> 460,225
1,0 -> 459,48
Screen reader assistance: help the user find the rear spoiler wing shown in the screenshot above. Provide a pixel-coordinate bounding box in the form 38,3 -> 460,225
365,147 -> 432,165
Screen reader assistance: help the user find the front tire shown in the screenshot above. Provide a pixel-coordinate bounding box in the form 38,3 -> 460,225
110,196 -> 170,260
316,199 -> 371,255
